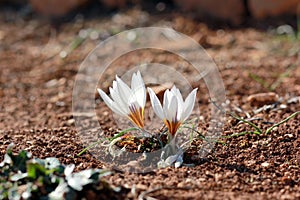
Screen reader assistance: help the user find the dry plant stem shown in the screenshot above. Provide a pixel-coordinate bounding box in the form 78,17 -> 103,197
77,127 -> 139,156
265,111 -> 299,134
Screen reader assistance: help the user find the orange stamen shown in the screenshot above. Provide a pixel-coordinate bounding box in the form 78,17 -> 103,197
164,119 -> 181,136
128,107 -> 144,128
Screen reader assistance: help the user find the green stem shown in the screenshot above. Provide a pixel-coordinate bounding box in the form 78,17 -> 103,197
230,113 -> 262,134
210,100 -> 262,134
181,125 -> 222,145
76,127 -> 139,156
222,131 -> 261,138
265,111 -> 299,134
181,126 -> 206,139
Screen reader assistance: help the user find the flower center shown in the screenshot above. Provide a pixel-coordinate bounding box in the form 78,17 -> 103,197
163,119 -> 181,136
128,105 -> 144,128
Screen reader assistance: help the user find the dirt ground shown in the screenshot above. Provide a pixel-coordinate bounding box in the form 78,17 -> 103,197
0,3 -> 300,200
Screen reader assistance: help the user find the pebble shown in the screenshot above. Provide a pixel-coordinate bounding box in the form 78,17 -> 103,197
247,92 -> 279,106
261,162 -> 270,167
67,119 -> 75,126
284,134 -> 294,138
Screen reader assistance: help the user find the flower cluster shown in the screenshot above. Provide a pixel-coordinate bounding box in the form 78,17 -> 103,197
97,71 -> 197,137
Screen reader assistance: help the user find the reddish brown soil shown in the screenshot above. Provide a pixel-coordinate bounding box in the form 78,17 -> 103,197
0,6 -> 300,200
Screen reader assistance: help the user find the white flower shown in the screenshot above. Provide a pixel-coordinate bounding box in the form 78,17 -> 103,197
148,85 -> 197,136
97,71 -> 146,128
157,149 -> 183,168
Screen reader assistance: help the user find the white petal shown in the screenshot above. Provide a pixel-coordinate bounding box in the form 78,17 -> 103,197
171,85 -> 183,120
116,75 -> 135,105
112,80 -> 117,90
148,88 -> 164,120
163,89 -> 178,122
163,89 -> 171,120
174,155 -> 183,168
109,87 -> 129,114
181,88 -> 198,121
171,85 -> 183,105
168,95 -> 178,122
97,89 -> 126,116
164,154 -> 178,165
110,80 -> 129,112
131,71 -> 146,108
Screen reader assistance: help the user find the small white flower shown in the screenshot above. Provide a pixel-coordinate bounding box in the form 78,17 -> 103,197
97,71 -> 146,128
148,85 -> 197,136
157,149 -> 184,168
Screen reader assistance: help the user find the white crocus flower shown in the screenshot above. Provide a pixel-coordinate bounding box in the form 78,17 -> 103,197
148,85 -> 197,136
97,71 -> 146,128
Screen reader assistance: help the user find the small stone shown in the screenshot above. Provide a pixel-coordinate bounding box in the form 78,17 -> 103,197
173,0 -> 245,25
29,0 -> 89,16
177,182 -> 186,187
261,162 -> 270,167
249,0 -> 300,19
287,96 -> 300,104
45,79 -> 58,88
67,119 -> 75,126
280,104 -> 287,109
59,51 -> 68,58
247,92 -> 279,106
284,134 -> 294,138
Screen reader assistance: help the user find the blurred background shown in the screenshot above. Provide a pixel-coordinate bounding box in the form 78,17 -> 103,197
0,0 -> 300,26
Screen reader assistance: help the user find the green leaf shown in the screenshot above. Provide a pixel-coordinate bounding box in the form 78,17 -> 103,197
13,151 -> 31,173
27,163 -> 47,180
1,147 -> 116,199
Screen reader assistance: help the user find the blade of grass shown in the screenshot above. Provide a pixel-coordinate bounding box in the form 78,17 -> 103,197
210,100 -> 262,134
222,131 -> 261,138
249,73 -> 270,90
270,64 -> 296,91
265,111 -> 299,134
230,113 -> 262,134
77,127 -> 139,156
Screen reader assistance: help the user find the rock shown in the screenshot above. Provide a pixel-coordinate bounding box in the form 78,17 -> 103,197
248,0 -> 300,19
261,162 -> 270,167
247,92 -> 279,106
29,0 -> 89,16
99,0 -> 126,8
173,0 -> 245,25
67,119 -> 75,126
